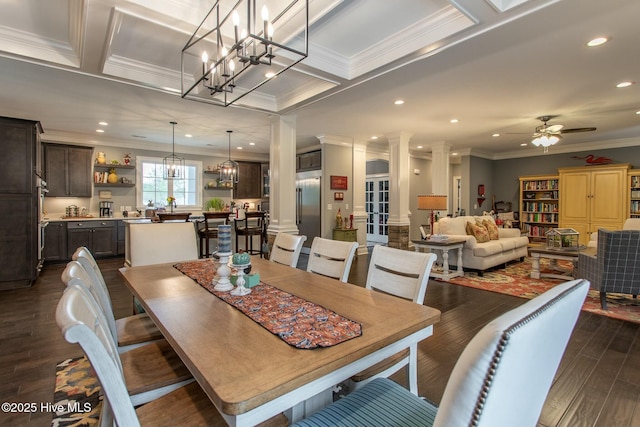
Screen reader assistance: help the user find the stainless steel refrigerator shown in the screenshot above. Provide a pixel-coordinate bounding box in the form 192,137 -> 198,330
296,170 -> 321,249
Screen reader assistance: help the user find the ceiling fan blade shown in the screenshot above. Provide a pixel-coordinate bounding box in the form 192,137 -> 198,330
546,124 -> 564,133
560,127 -> 597,134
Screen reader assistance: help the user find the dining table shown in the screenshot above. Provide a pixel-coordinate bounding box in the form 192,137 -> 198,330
119,257 -> 441,426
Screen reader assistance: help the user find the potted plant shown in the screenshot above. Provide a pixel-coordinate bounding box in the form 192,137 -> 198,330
206,197 -> 225,212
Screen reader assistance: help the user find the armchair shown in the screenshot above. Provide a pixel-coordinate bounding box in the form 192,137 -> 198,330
576,229 -> 640,309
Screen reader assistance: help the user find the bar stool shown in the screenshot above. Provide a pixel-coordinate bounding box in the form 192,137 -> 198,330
157,212 -> 191,222
234,210 -> 266,257
197,212 -> 229,258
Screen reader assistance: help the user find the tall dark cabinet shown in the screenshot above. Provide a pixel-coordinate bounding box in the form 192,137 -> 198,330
0,116 -> 43,289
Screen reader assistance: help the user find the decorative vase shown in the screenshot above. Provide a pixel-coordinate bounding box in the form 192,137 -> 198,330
96,152 -> 106,164
107,169 -> 118,183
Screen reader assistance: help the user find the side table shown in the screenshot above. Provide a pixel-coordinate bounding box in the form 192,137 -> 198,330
333,228 -> 357,242
412,238 -> 466,281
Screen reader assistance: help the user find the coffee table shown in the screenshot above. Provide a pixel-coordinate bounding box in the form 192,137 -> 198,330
412,238 -> 467,281
528,246 -> 594,279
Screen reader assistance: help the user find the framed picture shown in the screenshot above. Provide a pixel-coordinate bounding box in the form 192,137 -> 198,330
330,175 -> 348,190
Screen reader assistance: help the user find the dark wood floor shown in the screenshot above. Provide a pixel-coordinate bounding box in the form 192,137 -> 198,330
2,254 -> 640,426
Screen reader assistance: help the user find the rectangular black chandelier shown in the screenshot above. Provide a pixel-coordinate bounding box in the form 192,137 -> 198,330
181,0 -> 308,107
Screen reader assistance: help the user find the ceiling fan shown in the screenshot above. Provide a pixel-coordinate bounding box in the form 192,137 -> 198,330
530,115 -> 596,152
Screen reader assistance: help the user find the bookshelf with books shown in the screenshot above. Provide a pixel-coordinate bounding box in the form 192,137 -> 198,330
630,170 -> 640,219
519,174 -> 559,240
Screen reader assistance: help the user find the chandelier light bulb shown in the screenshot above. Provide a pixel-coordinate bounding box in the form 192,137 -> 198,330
232,10 -> 239,26
221,47 -> 228,57
202,52 -> 208,63
261,5 -> 269,21
229,59 -> 235,72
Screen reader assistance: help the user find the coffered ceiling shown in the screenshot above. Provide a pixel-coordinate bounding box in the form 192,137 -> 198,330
0,0 -> 638,160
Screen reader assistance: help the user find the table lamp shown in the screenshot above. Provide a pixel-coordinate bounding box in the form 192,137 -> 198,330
417,194 -> 448,238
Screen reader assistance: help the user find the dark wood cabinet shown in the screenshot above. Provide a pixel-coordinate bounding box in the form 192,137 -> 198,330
117,220 -> 126,255
234,162 -> 262,199
45,144 -> 92,197
44,221 -> 67,261
0,117 -> 42,289
66,220 -> 116,259
297,151 -> 321,172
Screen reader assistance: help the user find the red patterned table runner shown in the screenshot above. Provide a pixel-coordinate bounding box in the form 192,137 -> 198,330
174,260 -> 362,349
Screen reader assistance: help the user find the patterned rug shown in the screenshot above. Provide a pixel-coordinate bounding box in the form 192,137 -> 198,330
442,258 -> 640,324
51,357 -> 101,427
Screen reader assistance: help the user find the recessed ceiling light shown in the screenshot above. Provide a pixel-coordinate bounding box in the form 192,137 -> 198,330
587,37 -> 608,47
98,121 -> 108,126
616,81 -> 634,88
520,143 -> 528,146
492,133 -> 500,137
265,72 -> 276,79
237,147 -> 243,150
371,136 -> 378,140
394,100 -> 404,105
450,119 -> 459,124
451,152 -> 458,156
249,142 -> 255,146
96,129 -> 104,133
416,145 -> 423,149
185,134 -> 192,138
636,110 -> 640,115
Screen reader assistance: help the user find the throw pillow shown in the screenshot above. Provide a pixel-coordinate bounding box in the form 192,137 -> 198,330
465,221 -> 474,236
468,222 -> 490,243
483,219 -> 500,240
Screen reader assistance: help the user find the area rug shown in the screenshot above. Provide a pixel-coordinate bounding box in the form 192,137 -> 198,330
51,357 -> 101,427
441,258 -> 640,324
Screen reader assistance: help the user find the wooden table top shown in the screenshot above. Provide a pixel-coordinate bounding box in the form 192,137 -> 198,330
119,258 -> 441,417
412,237 -> 467,246
528,245 -> 596,257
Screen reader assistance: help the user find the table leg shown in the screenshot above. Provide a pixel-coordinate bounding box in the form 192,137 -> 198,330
442,249 -> 450,278
456,246 -> 463,276
531,253 -> 541,279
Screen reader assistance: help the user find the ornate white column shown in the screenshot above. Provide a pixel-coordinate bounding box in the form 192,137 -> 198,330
352,139 -> 368,255
267,114 -> 298,237
387,131 -> 413,249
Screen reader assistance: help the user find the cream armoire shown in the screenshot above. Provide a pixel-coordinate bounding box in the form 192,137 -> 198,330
558,163 -> 631,245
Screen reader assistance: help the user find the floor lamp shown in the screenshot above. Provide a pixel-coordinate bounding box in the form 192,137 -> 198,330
418,195 -> 448,239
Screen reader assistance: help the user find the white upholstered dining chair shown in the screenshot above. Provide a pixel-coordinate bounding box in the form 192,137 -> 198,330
72,246 -> 162,351
128,222 -> 198,266
294,279 -> 589,427
269,233 -> 307,268
306,237 -> 358,283
61,262 -> 193,406
349,245 -> 437,394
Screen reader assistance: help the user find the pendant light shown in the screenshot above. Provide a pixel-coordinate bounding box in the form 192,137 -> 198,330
163,121 -> 185,179
219,130 -> 239,184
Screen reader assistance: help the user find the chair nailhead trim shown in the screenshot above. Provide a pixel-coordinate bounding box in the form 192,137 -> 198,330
467,282 -> 583,427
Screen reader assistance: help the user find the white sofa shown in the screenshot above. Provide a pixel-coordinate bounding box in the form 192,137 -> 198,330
434,215 -> 529,273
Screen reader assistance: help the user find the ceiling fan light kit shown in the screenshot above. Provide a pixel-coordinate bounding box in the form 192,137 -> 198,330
181,0 -> 309,108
